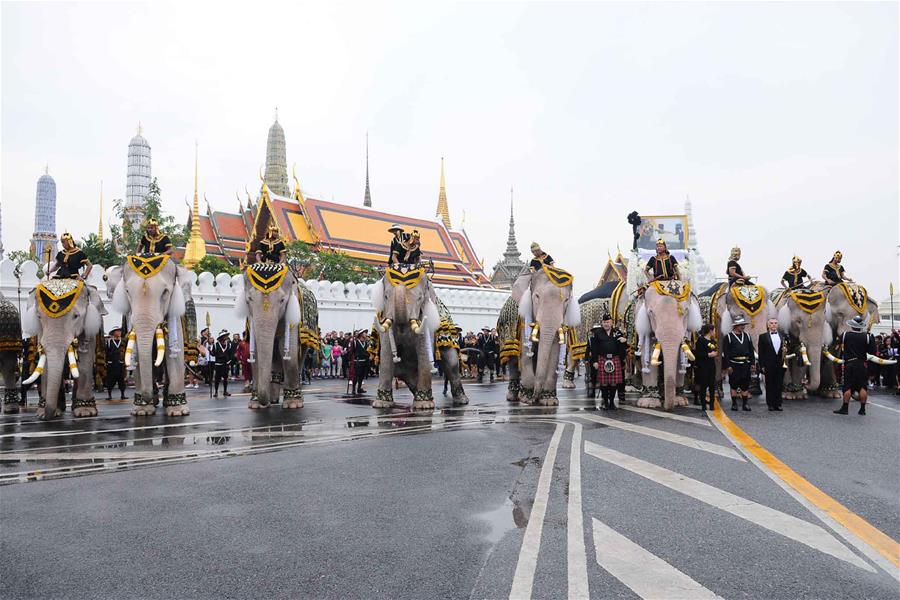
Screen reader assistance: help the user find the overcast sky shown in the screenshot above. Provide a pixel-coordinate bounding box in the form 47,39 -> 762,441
2,1 -> 897,299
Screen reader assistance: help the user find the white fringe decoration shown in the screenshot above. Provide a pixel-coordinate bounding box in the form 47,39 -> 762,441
635,304 -> 651,338
686,300 -> 702,333
778,304 -> 793,333
564,296 -> 581,327
720,311 -> 734,337
518,288 -> 533,321
371,279 -> 385,313
112,280 -> 130,314
285,292 -> 301,326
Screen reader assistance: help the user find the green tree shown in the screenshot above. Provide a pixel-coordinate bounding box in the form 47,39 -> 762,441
112,177 -> 188,252
193,255 -> 240,277
284,241 -> 378,283
7,249 -> 44,278
79,233 -> 122,267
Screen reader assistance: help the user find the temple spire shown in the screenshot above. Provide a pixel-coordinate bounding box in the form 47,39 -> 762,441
504,187 -> 520,259
183,141 -> 207,268
98,180 -> 104,240
363,133 -> 372,207
685,195 -> 698,250
436,157 -> 451,229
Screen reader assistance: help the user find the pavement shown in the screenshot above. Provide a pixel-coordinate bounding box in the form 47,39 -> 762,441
1,376 -> 898,599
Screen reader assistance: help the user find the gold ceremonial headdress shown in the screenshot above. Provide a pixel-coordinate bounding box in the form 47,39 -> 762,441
60,232 -> 73,242
530,242 -> 541,252
729,245 -> 741,261
832,250 -> 842,261
146,218 -> 159,227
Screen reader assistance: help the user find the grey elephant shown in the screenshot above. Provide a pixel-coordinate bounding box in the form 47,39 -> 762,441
234,263 -> 312,409
371,266 -> 441,410
634,281 -> 702,410
107,255 -> 189,416
826,282 -> 879,337
773,286 -> 834,399
0,293 -> 22,413
497,267 -> 580,406
21,279 -> 106,419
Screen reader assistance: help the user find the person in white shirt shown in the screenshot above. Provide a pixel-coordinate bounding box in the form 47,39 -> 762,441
758,318 -> 787,411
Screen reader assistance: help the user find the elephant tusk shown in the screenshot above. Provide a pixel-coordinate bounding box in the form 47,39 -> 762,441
379,318 -> 392,332
799,344 -> 811,366
530,322 -> 540,343
283,319 -> 291,359
868,353 -> 897,366
67,344 -> 80,379
23,353 -> 46,385
386,327 -> 401,363
822,348 -> 843,364
681,341 -> 695,362
124,330 -> 137,369
410,319 -> 421,334
248,322 -> 256,363
154,328 -> 165,367
558,327 -> 566,345
650,343 -> 662,366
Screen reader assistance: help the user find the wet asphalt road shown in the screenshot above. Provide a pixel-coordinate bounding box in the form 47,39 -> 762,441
1,377 -> 898,599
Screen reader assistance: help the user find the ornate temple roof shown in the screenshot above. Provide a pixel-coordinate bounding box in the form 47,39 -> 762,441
490,193 -> 528,289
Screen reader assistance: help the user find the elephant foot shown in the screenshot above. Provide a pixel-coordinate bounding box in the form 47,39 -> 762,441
519,387 -> 535,405
248,399 -> 270,410
561,381 -> 576,390
282,389 -> 304,409
372,389 -> 394,408
536,391 -> 558,406
36,406 -> 62,420
131,405 -> 156,416
3,404 -> 19,414
506,380 -> 521,402
165,405 -> 190,417
73,404 -> 98,418
452,392 -> 470,406
412,389 -> 435,411
637,397 -> 662,408
674,396 -> 690,407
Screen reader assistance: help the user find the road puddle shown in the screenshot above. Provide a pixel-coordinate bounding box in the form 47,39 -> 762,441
476,498 -> 524,544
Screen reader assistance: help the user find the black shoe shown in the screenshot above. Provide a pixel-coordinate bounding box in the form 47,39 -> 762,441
833,404 -> 849,415
768,407 -> 775,411
742,402 -> 751,411
731,401 -> 738,411
224,392 -> 231,397
609,402 -> 617,410
213,393 -> 218,398
773,407 -> 783,411
858,405 -> 866,415
701,404 -> 708,411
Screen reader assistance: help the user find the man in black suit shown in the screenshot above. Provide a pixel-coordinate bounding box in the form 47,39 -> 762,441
758,318 -> 786,411
105,327 -> 128,400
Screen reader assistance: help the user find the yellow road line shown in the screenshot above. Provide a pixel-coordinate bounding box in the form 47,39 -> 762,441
711,403 -> 900,570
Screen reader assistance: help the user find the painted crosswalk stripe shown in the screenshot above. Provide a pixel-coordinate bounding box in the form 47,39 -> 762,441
0,420 -> 221,440
584,441 -> 873,571
567,422 -> 589,599
591,517 -> 723,599
867,401 -> 900,415
510,422 -> 565,600
619,405 -> 711,427
577,415 -> 744,462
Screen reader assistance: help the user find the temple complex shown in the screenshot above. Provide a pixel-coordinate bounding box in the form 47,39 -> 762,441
490,191 -> 528,289
124,124 -> 151,228
30,167 -> 57,259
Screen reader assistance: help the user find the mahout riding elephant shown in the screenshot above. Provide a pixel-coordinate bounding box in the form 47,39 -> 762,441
497,266 -> 580,406
371,265 -> 441,410
634,281 -> 702,410
234,262 -> 314,409
22,279 -> 106,419
773,285 -> 833,399
106,255 -> 189,416
0,293 -> 22,414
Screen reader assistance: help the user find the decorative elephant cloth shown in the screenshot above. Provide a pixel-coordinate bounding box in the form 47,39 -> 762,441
729,284 -> 766,317
296,281 -> 319,353
0,294 -> 22,411
126,254 -> 170,279
36,279 -> 84,318
834,282 -> 868,315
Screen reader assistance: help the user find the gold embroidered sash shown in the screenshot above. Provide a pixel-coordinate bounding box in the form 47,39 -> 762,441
248,263 -> 289,293
127,254 -> 170,279
837,282 -> 867,315
386,267 -> 425,289
610,281 -> 627,323
651,280 -> 691,302
730,284 -> 765,317
36,279 -> 83,318
541,265 -> 573,288
789,290 -> 826,314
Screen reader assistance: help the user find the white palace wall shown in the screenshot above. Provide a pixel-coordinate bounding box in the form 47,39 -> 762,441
0,259 -> 509,337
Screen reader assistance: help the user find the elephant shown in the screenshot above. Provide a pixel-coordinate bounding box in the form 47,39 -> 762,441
634,281 -> 702,410
497,267 -> 580,406
0,293 -> 22,414
826,282 -> 879,337
773,286 -> 833,399
371,265 -> 441,410
21,279 -> 106,419
234,263 -> 310,409
107,255 -> 189,416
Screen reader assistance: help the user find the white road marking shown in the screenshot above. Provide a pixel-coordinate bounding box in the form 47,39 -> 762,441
510,422 -> 565,600
619,405 -> 711,427
867,401 -> 900,415
577,414 -> 744,462
0,420 -> 221,440
591,517 -> 723,599
567,422 -> 589,600
584,441 -> 873,571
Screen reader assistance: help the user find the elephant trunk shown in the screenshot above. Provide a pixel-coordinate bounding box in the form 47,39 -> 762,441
134,322 -> 158,400
660,338 -> 680,411
39,346 -> 67,420
253,322 -> 278,405
532,326 -> 558,396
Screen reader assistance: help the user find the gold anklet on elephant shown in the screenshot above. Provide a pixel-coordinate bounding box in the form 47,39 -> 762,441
413,389 -> 434,403
519,386 -> 534,403
537,390 -> 557,402
3,389 -> 18,406
283,388 -> 303,400
270,371 -> 284,384
563,369 -> 575,382
133,393 -> 153,407
163,393 -> 187,407
72,397 -> 96,409
376,389 -> 394,405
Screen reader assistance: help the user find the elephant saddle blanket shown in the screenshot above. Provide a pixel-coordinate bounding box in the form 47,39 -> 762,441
789,290 -> 826,314
127,254 -> 170,279
730,284 -> 766,316
0,297 -> 22,351
541,265 -> 573,288
837,282 -> 868,314
36,279 -> 84,318
386,267 -> 425,289
248,263 -> 289,293
651,280 -> 691,301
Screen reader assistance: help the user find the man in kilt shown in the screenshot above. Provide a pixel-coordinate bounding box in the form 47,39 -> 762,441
723,315 -> 754,411
588,313 -> 627,410
834,315 -> 876,416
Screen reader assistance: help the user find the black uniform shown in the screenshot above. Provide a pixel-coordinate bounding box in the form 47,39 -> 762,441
727,260 -> 745,286
54,247 -> 88,279
211,339 -> 235,396
692,336 -> 717,409
646,254 -> 678,280
758,331 -> 786,410
841,331 -> 876,392
138,233 -> 172,255
723,330 -> 754,395
350,338 -> 369,393
781,269 -> 808,289
105,338 -> 127,399
257,237 -> 286,263
823,262 -> 845,285
587,328 -> 626,407
529,254 -> 554,270
389,234 -> 420,266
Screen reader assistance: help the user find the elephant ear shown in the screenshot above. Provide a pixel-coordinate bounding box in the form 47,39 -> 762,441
822,320 -> 833,346
285,289 -> 301,327
84,302 -> 102,338
824,302 -> 833,325
777,303 -> 792,333
22,291 -> 40,338
720,311 -> 733,337
564,294 -> 581,327
518,287 -> 533,321
423,299 -> 440,338
371,279 -> 385,313
169,282 -> 186,319
686,298 -> 702,333
635,304 -> 651,338
112,280 -> 130,314
234,290 -> 250,320
104,265 -> 123,300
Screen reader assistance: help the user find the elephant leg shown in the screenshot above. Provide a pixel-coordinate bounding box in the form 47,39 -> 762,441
412,336 -> 434,411
1,357 -> 18,414
519,344 -> 536,404
374,333 -> 395,408
282,346 -> 304,409
163,353 -> 189,416
441,350 -> 468,405
505,357 -> 521,402
130,364 -> 156,417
